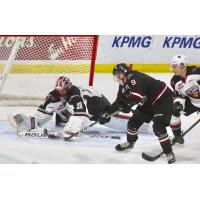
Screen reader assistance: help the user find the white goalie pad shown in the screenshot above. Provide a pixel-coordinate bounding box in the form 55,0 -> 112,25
34,110 -> 52,127
63,115 -> 91,138
7,113 -> 38,136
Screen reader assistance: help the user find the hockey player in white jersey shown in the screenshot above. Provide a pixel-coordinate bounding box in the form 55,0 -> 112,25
170,54 -> 200,144
8,76 -> 112,139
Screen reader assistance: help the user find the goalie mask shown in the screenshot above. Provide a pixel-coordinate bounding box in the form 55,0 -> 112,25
55,76 -> 72,91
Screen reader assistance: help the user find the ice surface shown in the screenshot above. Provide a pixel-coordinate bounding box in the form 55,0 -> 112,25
0,73 -> 200,164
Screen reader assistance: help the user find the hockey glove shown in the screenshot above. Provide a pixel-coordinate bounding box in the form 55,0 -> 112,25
99,113 -> 111,125
173,101 -> 183,113
121,104 -> 132,113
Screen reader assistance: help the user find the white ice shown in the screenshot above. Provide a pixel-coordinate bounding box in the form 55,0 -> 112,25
0,73 -> 200,164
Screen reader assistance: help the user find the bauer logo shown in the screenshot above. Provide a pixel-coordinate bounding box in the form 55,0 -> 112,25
162,36 -> 200,48
24,132 -> 48,138
112,36 -> 152,48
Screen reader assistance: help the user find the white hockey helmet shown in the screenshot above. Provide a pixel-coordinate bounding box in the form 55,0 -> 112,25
55,76 -> 72,91
171,54 -> 188,69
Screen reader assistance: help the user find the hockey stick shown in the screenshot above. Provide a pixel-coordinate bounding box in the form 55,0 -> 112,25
142,117 -> 200,162
20,128 -> 121,140
18,115 -> 121,140
17,121 -> 98,139
61,121 -> 98,141
62,109 -> 122,141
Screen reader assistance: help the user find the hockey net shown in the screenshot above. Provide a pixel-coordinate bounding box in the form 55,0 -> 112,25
0,36 -> 98,106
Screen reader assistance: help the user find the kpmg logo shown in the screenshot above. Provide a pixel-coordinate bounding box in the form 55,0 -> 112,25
112,36 -> 152,48
162,37 -> 200,48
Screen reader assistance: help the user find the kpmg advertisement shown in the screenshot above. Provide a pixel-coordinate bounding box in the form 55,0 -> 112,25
97,35 -> 200,63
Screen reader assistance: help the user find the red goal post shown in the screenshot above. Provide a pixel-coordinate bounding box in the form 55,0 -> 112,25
0,35 -> 99,105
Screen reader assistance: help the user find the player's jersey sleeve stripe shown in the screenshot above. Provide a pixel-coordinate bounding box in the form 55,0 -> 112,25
130,88 -> 144,101
130,92 -> 143,101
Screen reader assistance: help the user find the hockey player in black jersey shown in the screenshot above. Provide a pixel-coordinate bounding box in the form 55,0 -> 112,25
170,54 -> 200,145
9,76 -> 111,139
99,63 -> 175,164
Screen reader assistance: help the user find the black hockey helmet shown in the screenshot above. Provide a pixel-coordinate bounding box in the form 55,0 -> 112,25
112,63 -> 130,77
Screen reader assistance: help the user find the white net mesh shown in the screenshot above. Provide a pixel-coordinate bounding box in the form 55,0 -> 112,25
0,36 -> 96,104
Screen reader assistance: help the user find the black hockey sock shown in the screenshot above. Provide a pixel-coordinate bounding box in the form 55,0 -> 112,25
160,141 -> 172,154
172,128 -> 182,137
159,135 -> 172,154
127,128 -> 138,143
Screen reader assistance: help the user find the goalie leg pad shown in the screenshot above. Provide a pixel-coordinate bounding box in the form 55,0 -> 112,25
63,115 -> 91,139
8,113 -> 38,135
34,110 -> 52,127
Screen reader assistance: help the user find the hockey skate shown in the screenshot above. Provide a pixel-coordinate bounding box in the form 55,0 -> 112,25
166,152 -> 176,164
115,141 -> 134,151
172,135 -> 184,145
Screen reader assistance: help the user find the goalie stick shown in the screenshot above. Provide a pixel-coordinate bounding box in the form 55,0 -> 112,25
18,111 -> 122,140
142,117 -> 200,162
17,121 -> 98,139
19,129 -> 121,140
